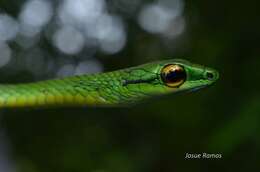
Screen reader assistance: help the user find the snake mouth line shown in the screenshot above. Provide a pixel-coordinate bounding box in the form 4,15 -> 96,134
189,85 -> 208,92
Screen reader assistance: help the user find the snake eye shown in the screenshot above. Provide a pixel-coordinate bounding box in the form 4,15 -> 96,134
161,64 -> 186,87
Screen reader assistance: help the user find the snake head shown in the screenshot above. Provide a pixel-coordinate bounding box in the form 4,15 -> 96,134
122,59 -> 219,98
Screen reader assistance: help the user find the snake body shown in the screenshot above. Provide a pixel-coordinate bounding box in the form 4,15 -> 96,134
0,59 -> 219,108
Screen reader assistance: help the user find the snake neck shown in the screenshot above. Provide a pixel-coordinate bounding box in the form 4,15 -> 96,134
0,71 -> 148,108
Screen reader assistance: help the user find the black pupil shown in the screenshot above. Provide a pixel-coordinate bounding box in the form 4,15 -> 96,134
164,68 -> 186,83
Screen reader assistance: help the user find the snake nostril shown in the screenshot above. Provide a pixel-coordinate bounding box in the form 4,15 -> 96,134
206,72 -> 214,80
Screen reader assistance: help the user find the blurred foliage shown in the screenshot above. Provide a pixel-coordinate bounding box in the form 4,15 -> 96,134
0,0 -> 259,172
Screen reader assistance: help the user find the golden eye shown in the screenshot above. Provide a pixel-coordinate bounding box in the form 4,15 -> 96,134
161,64 -> 186,87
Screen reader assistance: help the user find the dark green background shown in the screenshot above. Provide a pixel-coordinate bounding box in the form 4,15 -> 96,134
0,0 -> 259,171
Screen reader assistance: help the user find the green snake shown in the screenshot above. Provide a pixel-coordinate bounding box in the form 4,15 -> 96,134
0,59 -> 219,108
